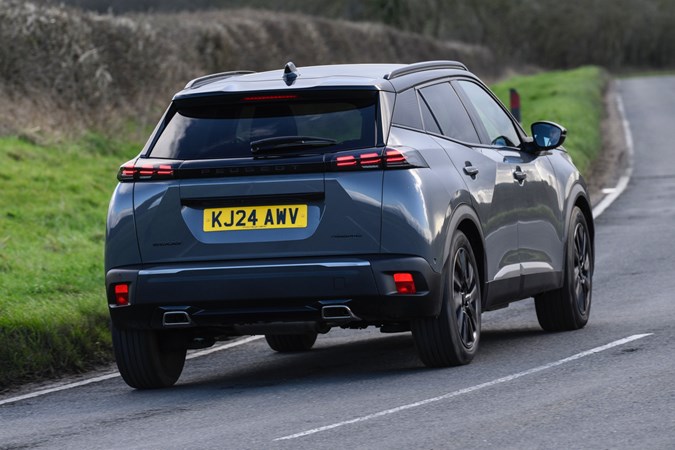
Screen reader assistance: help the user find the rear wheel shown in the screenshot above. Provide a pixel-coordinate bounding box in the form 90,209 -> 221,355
412,231 -> 481,367
535,206 -> 593,331
112,326 -> 187,389
265,332 -> 318,352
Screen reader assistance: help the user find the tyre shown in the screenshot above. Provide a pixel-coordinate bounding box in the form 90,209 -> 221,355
112,326 -> 187,389
412,230 -> 481,367
265,333 -> 318,352
535,206 -> 593,331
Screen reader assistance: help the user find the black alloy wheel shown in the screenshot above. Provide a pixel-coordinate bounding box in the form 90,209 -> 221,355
535,206 -> 593,331
453,246 -> 480,350
412,230 -> 481,367
573,221 -> 592,316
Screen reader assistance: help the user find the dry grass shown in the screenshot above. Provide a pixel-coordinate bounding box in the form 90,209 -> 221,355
0,1 -> 496,137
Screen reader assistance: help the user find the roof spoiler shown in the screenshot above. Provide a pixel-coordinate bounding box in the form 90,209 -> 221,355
384,61 -> 467,80
185,71 -> 256,89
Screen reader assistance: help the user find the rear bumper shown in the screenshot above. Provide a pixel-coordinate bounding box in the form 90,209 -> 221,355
106,256 -> 442,331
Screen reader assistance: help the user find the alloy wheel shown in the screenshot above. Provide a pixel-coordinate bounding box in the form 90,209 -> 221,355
573,222 -> 592,314
453,247 -> 479,349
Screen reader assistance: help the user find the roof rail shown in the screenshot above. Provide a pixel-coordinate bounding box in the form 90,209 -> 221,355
384,61 -> 467,80
185,71 -> 256,89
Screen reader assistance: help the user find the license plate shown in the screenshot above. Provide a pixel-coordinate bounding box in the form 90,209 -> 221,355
203,204 -> 308,232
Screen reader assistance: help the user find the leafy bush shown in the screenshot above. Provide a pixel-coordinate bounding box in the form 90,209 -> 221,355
35,0 -> 673,70
0,0 -> 495,136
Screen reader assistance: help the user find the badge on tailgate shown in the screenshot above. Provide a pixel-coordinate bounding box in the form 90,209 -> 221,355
203,204 -> 308,232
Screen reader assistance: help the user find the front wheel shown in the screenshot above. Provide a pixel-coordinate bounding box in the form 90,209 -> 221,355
535,206 -> 593,331
412,231 -> 481,367
112,327 -> 187,389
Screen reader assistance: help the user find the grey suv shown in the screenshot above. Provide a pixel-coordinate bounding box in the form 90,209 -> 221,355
105,61 -> 594,389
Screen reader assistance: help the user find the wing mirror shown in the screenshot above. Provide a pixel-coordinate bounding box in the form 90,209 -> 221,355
531,121 -> 567,150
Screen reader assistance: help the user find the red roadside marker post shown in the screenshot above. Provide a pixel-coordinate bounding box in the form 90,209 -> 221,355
509,88 -> 521,123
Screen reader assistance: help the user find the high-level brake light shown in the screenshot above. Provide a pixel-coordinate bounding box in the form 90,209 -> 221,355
242,95 -> 298,101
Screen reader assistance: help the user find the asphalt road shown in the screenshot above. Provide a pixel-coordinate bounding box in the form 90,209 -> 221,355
2,76 -> 675,449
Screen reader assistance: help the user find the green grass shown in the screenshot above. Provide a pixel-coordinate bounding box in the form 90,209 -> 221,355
0,67 -> 606,390
491,66 -> 606,176
0,133 -> 140,389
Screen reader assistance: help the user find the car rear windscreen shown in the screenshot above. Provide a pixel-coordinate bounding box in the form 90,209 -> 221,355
149,94 -> 378,160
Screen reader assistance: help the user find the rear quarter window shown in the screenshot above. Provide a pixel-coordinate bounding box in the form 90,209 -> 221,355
392,89 -> 423,130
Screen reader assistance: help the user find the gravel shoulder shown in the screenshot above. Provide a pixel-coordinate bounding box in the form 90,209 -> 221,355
586,78 -> 630,206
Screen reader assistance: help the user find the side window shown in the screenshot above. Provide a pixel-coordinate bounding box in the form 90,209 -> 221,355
418,82 -> 480,143
456,80 -> 521,147
391,89 -> 423,130
419,96 -> 441,134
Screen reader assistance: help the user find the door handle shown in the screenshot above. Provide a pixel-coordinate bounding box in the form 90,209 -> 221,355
513,167 -> 527,183
463,163 -> 479,178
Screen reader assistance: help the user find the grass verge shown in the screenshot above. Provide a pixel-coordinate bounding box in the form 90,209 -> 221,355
0,134 -> 140,390
492,66 -> 605,176
0,66 -> 606,390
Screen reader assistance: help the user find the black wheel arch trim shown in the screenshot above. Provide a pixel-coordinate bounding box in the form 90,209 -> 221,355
564,183 -> 595,253
445,202 -> 487,308
560,183 -> 595,291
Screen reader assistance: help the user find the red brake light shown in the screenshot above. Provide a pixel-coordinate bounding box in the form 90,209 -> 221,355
120,164 -> 135,178
385,149 -> 407,164
156,165 -> 174,176
331,148 -> 427,171
139,164 -> 154,177
117,160 -> 179,182
360,152 -> 382,167
336,155 -> 358,167
393,273 -> 416,294
114,284 -> 130,306
242,95 -> 298,101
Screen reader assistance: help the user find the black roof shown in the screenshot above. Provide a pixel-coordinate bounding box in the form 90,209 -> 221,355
173,61 -> 475,100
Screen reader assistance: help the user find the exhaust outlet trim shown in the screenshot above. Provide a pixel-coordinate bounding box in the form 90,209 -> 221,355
162,311 -> 193,327
321,305 -> 360,322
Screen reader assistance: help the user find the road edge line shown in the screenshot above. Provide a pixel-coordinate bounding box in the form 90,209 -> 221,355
0,336 -> 263,406
592,84 -> 634,219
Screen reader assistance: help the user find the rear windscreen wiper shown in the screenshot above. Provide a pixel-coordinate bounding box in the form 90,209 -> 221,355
250,136 -> 337,154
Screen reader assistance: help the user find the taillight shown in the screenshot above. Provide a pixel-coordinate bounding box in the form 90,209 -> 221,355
330,147 -> 427,171
113,283 -> 130,306
384,149 -> 406,165
117,159 -> 179,182
393,273 -> 417,294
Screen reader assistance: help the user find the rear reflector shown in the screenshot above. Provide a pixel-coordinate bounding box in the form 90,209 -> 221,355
113,284 -> 130,306
393,273 -> 416,294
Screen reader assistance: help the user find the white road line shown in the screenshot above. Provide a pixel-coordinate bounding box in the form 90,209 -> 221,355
593,87 -> 635,218
274,333 -> 652,441
0,336 -> 263,407
186,335 -> 263,360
